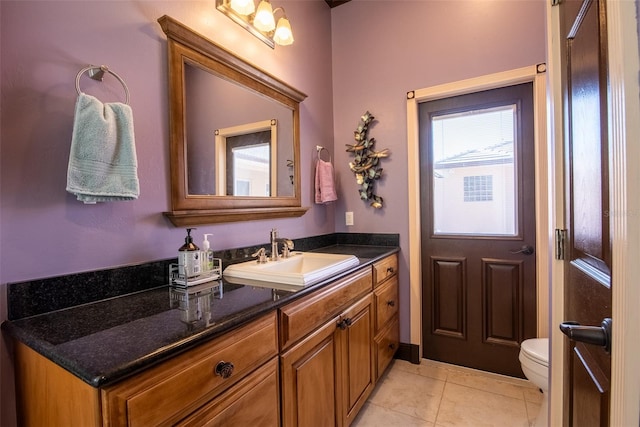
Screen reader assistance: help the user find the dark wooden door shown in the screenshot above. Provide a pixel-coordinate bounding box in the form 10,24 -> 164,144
419,83 -> 537,378
560,0 -> 612,425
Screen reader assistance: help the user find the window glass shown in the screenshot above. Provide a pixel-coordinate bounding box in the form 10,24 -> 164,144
432,105 -> 517,235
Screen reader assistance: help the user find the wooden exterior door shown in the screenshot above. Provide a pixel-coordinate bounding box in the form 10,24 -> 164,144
559,0 -> 613,425
419,83 -> 537,378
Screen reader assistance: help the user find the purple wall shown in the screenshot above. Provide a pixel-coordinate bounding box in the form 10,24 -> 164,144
330,0 -> 546,344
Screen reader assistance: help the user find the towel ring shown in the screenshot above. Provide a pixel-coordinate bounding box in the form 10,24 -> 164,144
316,145 -> 331,162
75,65 -> 130,105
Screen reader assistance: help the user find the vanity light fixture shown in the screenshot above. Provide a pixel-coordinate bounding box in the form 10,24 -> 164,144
216,0 -> 294,48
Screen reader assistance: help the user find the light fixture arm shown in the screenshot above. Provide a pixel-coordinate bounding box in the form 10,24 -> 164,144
272,7 -> 286,18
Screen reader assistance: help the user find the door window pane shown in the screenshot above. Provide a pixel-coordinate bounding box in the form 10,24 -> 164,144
432,105 -> 517,236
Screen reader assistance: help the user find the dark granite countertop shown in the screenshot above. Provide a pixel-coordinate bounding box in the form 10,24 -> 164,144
3,243 -> 398,388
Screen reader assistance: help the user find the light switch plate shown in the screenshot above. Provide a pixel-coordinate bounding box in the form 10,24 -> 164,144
345,211 -> 354,226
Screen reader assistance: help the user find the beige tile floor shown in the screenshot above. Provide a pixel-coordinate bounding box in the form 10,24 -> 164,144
352,358 -> 543,427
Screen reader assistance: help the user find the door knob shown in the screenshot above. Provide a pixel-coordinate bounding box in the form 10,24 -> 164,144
559,318 -> 612,353
509,245 -> 534,255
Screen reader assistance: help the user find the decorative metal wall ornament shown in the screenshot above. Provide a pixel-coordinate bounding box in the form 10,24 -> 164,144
346,111 -> 390,209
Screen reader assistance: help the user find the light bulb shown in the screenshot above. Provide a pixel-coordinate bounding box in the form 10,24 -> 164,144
230,0 -> 255,15
274,17 -> 294,45
254,0 -> 275,32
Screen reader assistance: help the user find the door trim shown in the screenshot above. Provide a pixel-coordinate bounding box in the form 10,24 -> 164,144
545,3 -> 566,426
406,64 -> 549,353
546,0 -> 640,425
606,1 -> 640,424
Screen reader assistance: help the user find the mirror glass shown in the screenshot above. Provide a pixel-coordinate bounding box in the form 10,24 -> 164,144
185,63 -> 294,197
159,15 -> 308,225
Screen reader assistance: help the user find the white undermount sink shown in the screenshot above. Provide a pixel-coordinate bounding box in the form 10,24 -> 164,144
223,251 -> 359,286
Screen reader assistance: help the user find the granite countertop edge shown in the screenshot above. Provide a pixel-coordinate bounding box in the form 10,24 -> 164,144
4,245 -> 399,388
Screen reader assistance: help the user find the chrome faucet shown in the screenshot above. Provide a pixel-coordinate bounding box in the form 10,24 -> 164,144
270,228 -> 294,261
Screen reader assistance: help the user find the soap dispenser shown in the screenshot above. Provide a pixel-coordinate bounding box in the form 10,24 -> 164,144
201,233 -> 214,273
178,228 -> 201,278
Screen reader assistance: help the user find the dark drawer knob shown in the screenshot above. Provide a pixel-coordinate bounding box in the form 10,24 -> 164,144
337,318 -> 353,330
388,343 -> 396,350
386,300 -> 395,307
386,267 -> 395,274
215,361 -> 235,379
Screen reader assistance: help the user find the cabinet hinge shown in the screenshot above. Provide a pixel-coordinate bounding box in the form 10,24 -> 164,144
551,0 -> 561,6
555,229 -> 567,260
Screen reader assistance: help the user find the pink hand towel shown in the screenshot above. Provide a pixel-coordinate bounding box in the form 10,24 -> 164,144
315,159 -> 337,204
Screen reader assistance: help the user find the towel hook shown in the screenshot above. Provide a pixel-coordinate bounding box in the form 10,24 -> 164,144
75,65 -> 130,105
316,145 -> 331,162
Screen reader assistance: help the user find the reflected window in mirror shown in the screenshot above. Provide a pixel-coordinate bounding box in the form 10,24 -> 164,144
215,119 -> 280,196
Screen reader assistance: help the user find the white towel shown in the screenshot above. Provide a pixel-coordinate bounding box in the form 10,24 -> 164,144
66,93 -> 139,203
315,159 -> 337,204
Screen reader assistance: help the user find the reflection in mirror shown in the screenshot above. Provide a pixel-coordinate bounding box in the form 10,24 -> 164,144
231,142 -> 270,196
185,63 -> 294,197
158,15 -> 308,225
215,119 -> 278,196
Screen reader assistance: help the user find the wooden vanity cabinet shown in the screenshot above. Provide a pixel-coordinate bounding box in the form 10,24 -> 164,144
12,252 -> 399,427
13,312 -> 279,427
102,312 -> 278,426
279,268 -> 374,427
372,254 -> 399,380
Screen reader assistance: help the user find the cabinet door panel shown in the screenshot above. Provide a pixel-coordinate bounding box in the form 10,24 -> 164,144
341,294 -> 375,426
281,318 -> 339,427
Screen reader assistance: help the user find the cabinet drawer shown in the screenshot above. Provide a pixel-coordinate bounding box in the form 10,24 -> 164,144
373,254 -> 397,288
279,268 -> 372,350
374,275 -> 398,332
176,357 -> 280,427
375,315 -> 399,380
102,312 -> 278,427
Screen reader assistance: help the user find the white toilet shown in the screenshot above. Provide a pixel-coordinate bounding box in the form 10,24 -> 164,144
519,338 -> 549,427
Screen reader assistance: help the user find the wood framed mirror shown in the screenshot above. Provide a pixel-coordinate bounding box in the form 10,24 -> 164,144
158,15 -> 308,226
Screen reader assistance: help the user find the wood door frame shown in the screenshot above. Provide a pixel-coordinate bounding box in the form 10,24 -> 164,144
546,1 -> 640,426
406,65 -> 550,357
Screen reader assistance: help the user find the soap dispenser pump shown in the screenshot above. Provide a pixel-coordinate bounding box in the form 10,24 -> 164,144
178,228 -> 201,278
201,233 -> 214,273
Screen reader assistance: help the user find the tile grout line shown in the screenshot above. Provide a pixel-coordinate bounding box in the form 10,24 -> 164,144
432,372 -> 450,426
